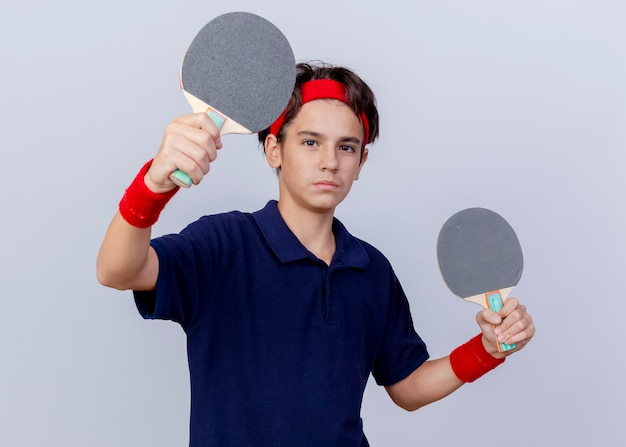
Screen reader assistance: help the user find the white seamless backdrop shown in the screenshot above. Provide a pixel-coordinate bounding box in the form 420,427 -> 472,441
1,1 -> 624,446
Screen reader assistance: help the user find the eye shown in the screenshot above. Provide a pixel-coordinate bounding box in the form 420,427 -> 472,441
303,139 -> 318,147
339,145 -> 356,153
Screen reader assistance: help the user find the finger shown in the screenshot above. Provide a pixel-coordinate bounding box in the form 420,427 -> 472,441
165,144 -> 214,185
167,123 -> 220,166
168,114 -> 222,151
495,307 -> 534,347
174,113 -> 223,148
477,307 -> 502,326
476,301 -> 528,354
476,296 -> 519,326
165,114 -> 222,166
498,330 -> 532,353
500,296 -> 520,316
156,121 -> 222,186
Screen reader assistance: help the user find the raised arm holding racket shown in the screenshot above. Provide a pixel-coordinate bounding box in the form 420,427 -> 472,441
97,12 -> 535,446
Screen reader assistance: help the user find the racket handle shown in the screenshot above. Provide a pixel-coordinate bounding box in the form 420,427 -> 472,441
486,291 -> 516,352
169,170 -> 193,188
168,109 -> 226,188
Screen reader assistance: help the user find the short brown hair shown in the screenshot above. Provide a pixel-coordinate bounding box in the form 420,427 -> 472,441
258,62 -> 380,146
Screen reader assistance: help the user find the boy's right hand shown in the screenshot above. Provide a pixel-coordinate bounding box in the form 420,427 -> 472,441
145,113 -> 223,193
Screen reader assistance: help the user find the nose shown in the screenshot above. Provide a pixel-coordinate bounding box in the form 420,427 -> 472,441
319,146 -> 338,171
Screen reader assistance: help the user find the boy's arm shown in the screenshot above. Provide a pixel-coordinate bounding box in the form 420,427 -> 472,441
386,298 -> 535,411
385,356 -> 463,411
96,113 -> 222,291
96,213 -> 159,291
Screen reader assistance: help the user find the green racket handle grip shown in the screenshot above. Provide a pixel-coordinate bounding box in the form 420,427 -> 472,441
168,109 -> 226,188
486,291 -> 516,352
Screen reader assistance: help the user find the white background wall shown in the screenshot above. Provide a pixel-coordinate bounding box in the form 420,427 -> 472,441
1,0 -> 624,445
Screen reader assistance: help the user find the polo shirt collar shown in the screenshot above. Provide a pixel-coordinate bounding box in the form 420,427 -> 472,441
253,200 -> 369,269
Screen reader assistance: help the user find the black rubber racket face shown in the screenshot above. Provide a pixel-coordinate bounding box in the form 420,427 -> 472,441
437,208 -> 523,299
180,11 -> 296,132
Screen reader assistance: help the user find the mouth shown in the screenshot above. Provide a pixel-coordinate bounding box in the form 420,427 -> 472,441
314,180 -> 339,190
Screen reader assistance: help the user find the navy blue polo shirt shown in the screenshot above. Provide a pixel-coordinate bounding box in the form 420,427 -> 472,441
134,200 -> 428,447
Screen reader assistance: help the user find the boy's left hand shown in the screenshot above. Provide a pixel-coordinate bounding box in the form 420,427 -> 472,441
477,297 -> 535,358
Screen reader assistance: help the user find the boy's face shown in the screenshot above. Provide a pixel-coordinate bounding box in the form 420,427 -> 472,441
265,99 -> 368,215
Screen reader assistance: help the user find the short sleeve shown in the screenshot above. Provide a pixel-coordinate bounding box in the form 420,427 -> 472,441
371,274 -> 429,386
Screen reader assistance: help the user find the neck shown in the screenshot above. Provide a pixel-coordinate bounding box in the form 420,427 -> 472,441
276,201 -> 336,265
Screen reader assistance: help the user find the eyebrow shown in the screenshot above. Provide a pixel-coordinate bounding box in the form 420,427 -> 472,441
296,130 -> 362,145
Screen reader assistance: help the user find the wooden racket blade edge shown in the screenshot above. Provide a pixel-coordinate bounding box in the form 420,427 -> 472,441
182,90 -> 252,135
461,286 -> 515,308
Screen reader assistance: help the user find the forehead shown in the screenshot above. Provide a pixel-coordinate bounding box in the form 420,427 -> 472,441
290,99 -> 362,134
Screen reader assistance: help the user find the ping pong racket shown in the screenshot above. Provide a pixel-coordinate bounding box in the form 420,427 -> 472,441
171,12 -> 296,187
437,207 -> 523,352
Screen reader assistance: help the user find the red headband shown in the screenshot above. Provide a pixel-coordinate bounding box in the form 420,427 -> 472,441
269,79 -> 369,145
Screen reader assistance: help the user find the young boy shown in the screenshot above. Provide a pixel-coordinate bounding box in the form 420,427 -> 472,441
97,62 -> 534,446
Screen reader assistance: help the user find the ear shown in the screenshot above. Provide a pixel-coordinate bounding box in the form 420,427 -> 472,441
354,147 -> 369,180
264,134 -> 282,169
